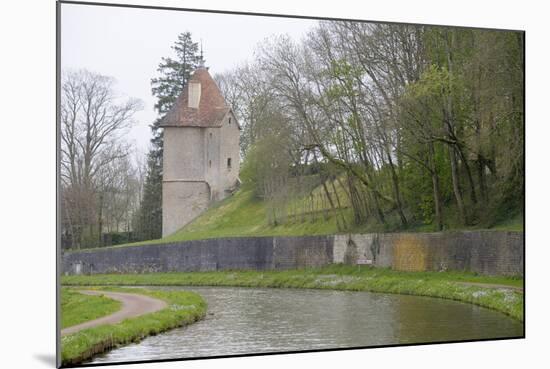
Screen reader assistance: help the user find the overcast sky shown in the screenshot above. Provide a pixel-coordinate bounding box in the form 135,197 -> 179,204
61,3 -> 317,156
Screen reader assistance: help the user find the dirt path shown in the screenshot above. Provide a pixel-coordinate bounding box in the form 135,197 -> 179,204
456,282 -> 524,293
61,290 -> 167,336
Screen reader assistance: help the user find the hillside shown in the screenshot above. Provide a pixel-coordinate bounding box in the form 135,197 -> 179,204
98,182 -> 523,250
124,188 -> 341,247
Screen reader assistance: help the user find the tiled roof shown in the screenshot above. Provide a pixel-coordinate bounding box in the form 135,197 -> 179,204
160,68 -> 230,128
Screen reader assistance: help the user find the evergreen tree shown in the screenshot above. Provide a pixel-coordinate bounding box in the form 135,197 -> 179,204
151,32 -> 204,114
135,32 -> 204,240
134,117 -> 163,240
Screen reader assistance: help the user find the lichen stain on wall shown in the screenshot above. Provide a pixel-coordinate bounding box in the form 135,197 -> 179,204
392,235 -> 430,272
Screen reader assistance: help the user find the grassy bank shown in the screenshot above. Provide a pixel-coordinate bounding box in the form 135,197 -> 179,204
62,265 -> 523,322
77,188 -> 522,250
120,189 -> 341,247
61,288 -> 122,329
61,287 -> 206,366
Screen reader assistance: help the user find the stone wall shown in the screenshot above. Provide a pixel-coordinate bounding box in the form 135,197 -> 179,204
162,181 -> 210,236
163,127 -> 206,180
62,231 -> 523,276
162,126 -> 210,237
213,111 -> 240,200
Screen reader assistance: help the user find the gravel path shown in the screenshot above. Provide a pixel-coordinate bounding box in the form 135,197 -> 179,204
61,290 -> 167,336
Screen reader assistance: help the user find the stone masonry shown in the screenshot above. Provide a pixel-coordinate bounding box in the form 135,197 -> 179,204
63,231 -> 523,276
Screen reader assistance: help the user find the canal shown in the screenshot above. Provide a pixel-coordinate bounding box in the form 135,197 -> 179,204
91,286 -> 523,364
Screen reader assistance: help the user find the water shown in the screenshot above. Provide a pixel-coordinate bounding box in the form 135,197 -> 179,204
91,286 -> 523,364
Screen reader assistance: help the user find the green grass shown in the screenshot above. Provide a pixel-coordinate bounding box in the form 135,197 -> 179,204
490,214 -> 524,232
149,189 -> 342,244
61,287 -> 206,366
71,187 -> 523,252
61,288 -> 122,328
61,265 -> 523,322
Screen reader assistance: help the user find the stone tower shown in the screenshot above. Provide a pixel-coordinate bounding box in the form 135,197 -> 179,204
160,67 -> 240,236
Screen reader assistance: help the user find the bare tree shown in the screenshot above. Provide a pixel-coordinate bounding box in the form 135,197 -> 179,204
60,69 -> 142,248
215,63 -> 276,157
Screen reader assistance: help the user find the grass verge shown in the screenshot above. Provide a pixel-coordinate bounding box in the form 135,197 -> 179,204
61,265 -> 523,322
61,287 -> 206,366
61,288 -> 122,329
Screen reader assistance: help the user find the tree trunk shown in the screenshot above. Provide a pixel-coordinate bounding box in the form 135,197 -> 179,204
449,146 -> 467,225
386,151 -> 408,227
346,174 -> 365,224
456,145 -> 478,205
444,30 -> 467,225
477,155 -> 488,204
321,180 -> 341,229
428,141 -> 443,231
330,176 -> 348,230
97,192 -> 104,247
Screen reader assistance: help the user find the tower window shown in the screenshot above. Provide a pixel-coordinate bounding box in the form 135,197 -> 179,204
227,158 -> 232,169
209,160 -> 212,168
229,117 -> 231,124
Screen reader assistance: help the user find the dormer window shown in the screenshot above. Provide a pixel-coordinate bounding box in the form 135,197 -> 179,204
188,80 -> 201,108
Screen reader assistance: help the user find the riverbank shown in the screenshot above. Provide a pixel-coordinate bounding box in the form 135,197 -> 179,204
61,287 -> 207,366
62,265 -> 523,322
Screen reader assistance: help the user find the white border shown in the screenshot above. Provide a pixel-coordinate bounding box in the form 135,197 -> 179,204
1,1 -> 547,369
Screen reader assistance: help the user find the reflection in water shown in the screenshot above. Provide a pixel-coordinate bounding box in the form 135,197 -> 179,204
91,286 -> 523,364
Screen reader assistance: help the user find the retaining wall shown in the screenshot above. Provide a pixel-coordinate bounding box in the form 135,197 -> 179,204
62,231 -> 523,276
